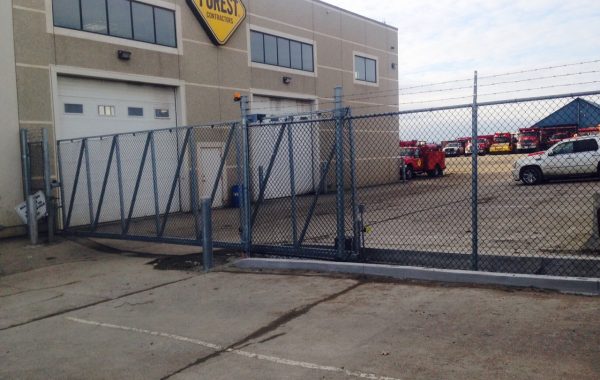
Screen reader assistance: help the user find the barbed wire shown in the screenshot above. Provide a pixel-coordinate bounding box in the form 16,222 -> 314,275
478,59 -> 600,79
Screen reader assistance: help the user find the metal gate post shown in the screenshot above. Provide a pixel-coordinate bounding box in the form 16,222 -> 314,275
201,197 -> 214,272
347,109 -> 360,257
240,96 -> 252,254
188,128 -> 202,241
42,128 -> 55,242
286,119 -> 299,248
471,71 -> 479,271
334,87 -> 346,260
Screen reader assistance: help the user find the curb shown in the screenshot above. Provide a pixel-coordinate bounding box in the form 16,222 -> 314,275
234,259 -> 600,296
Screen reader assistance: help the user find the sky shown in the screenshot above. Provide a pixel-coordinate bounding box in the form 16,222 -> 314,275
321,0 -> 600,106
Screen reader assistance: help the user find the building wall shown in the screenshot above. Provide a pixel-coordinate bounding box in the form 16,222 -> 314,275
4,0 -> 399,236
0,0 -> 25,238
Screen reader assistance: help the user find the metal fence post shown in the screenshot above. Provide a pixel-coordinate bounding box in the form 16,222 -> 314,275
347,109 -> 360,256
42,128 -> 54,242
286,119 -> 299,248
188,128 -> 202,241
201,198 -> 214,272
20,129 -> 37,244
239,95 -> 252,255
334,86 -> 346,260
471,71 -> 479,271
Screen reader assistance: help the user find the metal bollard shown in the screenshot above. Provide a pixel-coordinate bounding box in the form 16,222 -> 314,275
201,198 -> 214,272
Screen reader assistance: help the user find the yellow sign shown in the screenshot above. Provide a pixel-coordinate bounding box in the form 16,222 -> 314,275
187,0 -> 246,46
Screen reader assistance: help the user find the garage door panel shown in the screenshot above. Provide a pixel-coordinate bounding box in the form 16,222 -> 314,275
57,77 -> 180,227
250,96 -> 318,200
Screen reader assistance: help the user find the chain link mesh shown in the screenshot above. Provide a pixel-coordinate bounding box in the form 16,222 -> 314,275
56,93 -> 600,277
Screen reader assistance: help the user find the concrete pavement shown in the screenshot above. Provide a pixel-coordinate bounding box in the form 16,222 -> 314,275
1,238 -> 599,379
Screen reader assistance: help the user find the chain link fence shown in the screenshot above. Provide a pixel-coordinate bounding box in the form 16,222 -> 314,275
56,90 -> 600,277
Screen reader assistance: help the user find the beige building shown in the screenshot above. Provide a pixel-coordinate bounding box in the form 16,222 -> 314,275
0,0 -> 399,237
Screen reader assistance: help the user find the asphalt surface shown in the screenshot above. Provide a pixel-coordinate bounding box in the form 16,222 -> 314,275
1,237 -> 599,379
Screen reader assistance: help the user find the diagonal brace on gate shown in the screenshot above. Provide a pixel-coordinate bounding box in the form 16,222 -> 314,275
64,140 -> 86,230
91,136 -> 117,232
298,142 -> 336,246
159,128 -> 192,238
250,122 -> 288,227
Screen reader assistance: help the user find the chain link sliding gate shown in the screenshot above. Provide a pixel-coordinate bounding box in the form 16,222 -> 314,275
57,85 -> 600,277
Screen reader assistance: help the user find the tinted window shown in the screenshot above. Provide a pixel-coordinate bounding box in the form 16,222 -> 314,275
355,55 -> 377,83
277,38 -> 290,68
264,35 -> 278,65
290,41 -> 302,70
250,30 -> 314,72
128,107 -> 144,117
154,7 -> 176,47
553,142 -> 574,155
355,56 -> 366,81
250,31 -> 264,63
108,0 -> 132,39
132,2 -> 155,43
302,44 -> 313,72
53,0 -> 81,29
574,139 -> 599,153
81,0 -> 108,34
155,109 -> 169,118
365,58 -> 376,82
65,104 -> 83,114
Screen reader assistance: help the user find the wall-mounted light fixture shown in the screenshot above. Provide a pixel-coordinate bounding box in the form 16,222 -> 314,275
391,63 -> 397,70
282,76 -> 292,85
117,50 -> 132,61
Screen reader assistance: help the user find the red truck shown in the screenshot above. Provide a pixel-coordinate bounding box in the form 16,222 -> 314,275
466,135 -> 494,155
517,126 -> 579,152
399,142 -> 446,180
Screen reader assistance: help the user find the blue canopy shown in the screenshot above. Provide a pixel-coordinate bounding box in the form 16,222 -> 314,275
534,98 -> 600,128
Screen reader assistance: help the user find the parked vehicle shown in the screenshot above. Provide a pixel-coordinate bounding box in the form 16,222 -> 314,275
547,132 -> 574,147
442,141 -> 464,157
575,126 -> 600,137
517,128 -> 541,153
399,143 -> 446,179
513,136 -> 600,185
489,132 -> 514,154
466,136 -> 494,155
540,126 -> 578,149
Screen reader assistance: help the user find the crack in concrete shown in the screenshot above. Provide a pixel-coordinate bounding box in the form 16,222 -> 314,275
0,277 -> 194,332
0,281 -> 82,298
160,280 -> 364,380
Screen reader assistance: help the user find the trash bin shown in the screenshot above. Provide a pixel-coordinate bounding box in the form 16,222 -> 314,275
231,185 -> 241,208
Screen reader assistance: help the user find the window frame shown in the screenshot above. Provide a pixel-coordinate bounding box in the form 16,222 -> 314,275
128,106 -> 144,117
98,105 -> 116,117
154,108 -> 170,119
51,0 -> 177,49
64,103 -> 84,114
353,52 -> 379,86
249,27 -> 316,76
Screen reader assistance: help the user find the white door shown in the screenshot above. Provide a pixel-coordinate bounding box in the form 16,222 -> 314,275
57,76 -> 179,227
573,138 -> 600,174
198,146 -> 224,207
544,141 -> 575,176
250,95 -> 317,199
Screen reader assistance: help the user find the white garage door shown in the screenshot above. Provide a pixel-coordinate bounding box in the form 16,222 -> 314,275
57,76 -> 180,227
250,96 -> 318,199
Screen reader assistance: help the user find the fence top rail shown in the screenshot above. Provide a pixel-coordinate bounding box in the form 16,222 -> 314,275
347,89 -> 600,121
248,116 -> 338,128
56,121 -> 240,144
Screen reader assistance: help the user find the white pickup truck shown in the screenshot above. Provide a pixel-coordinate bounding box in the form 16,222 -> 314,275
513,136 -> 600,185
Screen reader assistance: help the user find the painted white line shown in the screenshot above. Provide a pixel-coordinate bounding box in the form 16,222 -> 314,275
66,317 -> 401,380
